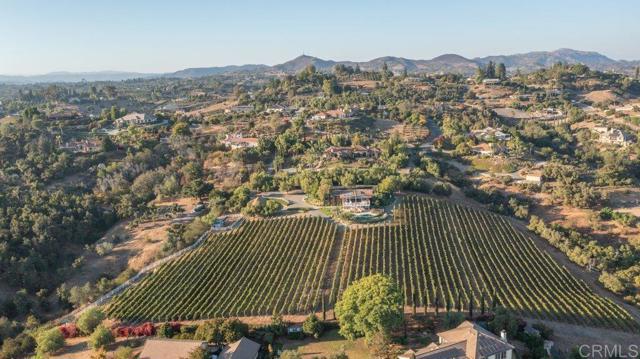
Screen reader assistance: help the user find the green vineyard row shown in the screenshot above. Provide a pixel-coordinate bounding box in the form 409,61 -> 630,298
106,196 -> 639,332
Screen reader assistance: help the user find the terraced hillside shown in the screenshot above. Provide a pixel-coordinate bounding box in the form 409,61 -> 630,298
107,196 -> 639,331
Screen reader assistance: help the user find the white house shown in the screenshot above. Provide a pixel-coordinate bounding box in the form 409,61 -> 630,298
339,189 -> 373,212
482,78 -> 501,85
114,112 -> 156,127
58,138 -> 102,154
593,126 -> 630,146
470,127 -> 511,142
399,321 -> 514,359
222,133 -> 259,149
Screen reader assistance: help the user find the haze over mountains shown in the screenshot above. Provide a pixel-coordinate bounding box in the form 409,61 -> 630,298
1,49 -> 639,84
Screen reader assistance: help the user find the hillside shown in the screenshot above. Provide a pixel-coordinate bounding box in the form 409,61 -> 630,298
106,196 -> 638,332
4,49 -> 638,83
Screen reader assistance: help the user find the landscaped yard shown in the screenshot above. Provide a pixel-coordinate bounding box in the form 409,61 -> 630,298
281,329 -> 369,358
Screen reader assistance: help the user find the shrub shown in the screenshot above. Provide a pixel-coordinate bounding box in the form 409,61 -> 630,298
302,314 -> 324,338
36,327 -> 65,357
76,308 -> 105,335
88,325 -> 115,350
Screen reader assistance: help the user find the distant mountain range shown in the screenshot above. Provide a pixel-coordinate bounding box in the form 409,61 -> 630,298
2,49 -> 638,84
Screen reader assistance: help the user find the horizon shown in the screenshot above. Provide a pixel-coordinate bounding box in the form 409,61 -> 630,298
1,0 -> 640,75
1,48 -> 637,77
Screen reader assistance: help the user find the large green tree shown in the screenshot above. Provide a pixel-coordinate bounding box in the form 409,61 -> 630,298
334,274 -> 403,342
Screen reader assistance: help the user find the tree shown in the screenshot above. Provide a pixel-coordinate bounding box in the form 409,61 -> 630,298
485,61 -> 496,78
488,307 -> 518,338
302,314 -> 324,338
88,325 -> 114,350
1,332 -> 36,359
496,63 -> 507,80
322,79 -> 338,96
636,66 -> 639,80
194,319 -> 224,344
171,121 -> 192,137
101,136 -> 116,152
220,318 -> 248,343
76,308 -> 105,335
36,328 -> 65,357
334,274 -> 403,342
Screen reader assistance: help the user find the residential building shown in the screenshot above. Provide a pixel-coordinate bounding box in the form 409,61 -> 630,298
324,145 -> 380,160
522,170 -> 543,185
470,127 -> 511,142
219,337 -> 261,359
339,189 -> 373,212
222,133 -> 259,149
472,143 -> 505,157
58,138 -> 102,154
115,112 -> 156,127
399,321 -> 514,359
139,338 -> 207,359
311,108 -> 354,121
482,78 -> 501,85
593,126 -> 630,146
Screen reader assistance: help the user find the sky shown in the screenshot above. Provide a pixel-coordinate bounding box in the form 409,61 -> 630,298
1,0 -> 639,75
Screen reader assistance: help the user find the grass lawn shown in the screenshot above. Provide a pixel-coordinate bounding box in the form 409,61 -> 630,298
471,157 -> 518,173
281,329 -> 370,358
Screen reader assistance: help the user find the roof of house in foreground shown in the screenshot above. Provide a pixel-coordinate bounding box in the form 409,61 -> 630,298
402,321 -> 514,359
219,337 -> 261,359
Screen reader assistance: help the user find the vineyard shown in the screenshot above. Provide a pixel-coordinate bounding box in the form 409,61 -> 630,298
107,196 -> 639,331
107,216 -> 338,321
331,196 -> 638,331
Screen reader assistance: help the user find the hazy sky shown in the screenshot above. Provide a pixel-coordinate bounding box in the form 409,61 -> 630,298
1,0 -> 639,75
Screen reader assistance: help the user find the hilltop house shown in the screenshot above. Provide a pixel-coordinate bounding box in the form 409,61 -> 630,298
310,108 -> 354,121
482,78 -> 501,86
58,138 -> 102,154
399,321 -> 514,359
324,145 -> 380,160
222,133 -> 259,149
115,112 -> 156,127
470,127 -> 511,142
523,171 -> 543,185
593,126 -> 630,146
339,189 -> 373,212
472,143 -> 505,157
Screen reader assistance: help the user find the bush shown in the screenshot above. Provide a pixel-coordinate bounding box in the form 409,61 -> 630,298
302,314 -> 324,338
76,308 -> 105,335
36,327 -> 65,357
88,325 -> 114,350
113,346 -> 136,359
1,333 -> 36,359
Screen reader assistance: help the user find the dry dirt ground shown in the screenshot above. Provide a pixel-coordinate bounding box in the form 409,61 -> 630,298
50,337 -> 144,359
64,197 -> 199,288
184,99 -> 238,117
583,90 -> 621,104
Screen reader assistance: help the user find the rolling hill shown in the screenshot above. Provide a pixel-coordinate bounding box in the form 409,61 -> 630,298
2,49 -> 638,83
